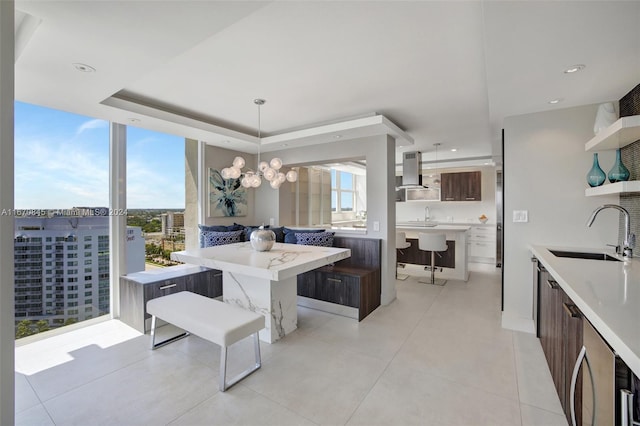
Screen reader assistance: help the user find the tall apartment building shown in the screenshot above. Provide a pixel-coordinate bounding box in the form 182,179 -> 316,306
160,211 -> 185,238
14,214 -> 144,328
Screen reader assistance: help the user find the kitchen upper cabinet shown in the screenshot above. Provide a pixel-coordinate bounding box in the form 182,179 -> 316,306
440,171 -> 481,201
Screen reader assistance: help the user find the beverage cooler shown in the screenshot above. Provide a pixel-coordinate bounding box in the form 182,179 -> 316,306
570,318 -> 639,426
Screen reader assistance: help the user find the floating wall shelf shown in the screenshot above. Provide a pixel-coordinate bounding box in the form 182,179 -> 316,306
585,180 -> 640,196
585,115 -> 640,152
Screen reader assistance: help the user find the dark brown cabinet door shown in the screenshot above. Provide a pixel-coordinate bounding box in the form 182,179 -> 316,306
561,290 -> 583,425
440,171 -> 481,201
536,260 -> 584,424
440,172 -> 457,201
462,171 -> 481,201
538,271 -> 564,400
187,269 -> 223,298
316,271 -> 360,308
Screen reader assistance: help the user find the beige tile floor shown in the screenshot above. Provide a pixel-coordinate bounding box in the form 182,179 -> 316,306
15,263 -> 568,425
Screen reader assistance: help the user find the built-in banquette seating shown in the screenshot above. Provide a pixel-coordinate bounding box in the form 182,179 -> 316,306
120,225 -> 382,333
194,225 -> 382,321
296,236 -> 382,321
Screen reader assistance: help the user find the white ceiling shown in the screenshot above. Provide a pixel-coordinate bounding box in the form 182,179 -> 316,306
13,1 -> 640,166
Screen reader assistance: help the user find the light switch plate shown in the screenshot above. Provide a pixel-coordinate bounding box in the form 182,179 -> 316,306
373,221 -> 380,231
513,210 -> 529,223
269,218 -> 275,226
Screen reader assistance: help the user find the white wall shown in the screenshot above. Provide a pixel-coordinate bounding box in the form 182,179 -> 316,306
255,134 -> 398,305
503,103 -> 619,332
396,165 -> 496,224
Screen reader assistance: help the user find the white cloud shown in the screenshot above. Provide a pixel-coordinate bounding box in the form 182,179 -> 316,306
75,119 -> 108,136
15,137 -> 109,208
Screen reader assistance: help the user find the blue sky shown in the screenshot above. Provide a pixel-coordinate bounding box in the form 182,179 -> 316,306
15,102 -> 185,209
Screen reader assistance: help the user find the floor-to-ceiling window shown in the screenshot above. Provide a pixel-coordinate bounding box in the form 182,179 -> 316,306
13,101 -> 109,338
125,126 -> 185,269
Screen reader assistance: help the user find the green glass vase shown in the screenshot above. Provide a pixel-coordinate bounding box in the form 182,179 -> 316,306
607,149 -> 630,183
586,153 -> 606,187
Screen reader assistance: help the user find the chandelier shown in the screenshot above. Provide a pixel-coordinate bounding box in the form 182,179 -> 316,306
221,99 -> 298,189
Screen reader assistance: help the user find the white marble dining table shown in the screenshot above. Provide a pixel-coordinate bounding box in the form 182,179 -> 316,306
171,242 -> 351,343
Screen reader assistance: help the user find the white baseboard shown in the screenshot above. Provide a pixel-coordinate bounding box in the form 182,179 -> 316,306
501,312 -> 535,334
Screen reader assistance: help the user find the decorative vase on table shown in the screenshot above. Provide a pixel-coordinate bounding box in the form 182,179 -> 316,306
587,153 -> 606,187
250,226 -> 276,252
593,102 -> 618,135
607,149 -> 630,183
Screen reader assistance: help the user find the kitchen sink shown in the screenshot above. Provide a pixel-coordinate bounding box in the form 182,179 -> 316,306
549,249 -> 621,262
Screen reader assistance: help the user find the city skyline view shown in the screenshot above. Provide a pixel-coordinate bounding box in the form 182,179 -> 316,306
14,101 -> 185,210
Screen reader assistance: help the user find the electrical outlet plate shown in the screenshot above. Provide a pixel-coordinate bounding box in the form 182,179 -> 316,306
513,210 -> 528,223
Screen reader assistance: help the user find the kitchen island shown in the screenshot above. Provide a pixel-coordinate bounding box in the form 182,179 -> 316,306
396,222 -> 470,281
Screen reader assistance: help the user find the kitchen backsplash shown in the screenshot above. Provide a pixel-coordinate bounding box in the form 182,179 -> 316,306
619,83 -> 640,244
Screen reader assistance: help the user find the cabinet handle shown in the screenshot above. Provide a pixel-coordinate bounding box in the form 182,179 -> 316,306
465,197 -> 476,200
159,283 -> 177,290
445,197 -> 455,201
562,303 -> 581,318
213,273 -> 223,277
546,279 -> 558,289
327,278 -> 342,283
570,346 -> 595,426
621,389 -> 640,426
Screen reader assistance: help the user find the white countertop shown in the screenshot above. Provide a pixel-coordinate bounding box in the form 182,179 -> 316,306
397,222 -> 471,232
530,245 -> 640,377
171,242 -> 350,281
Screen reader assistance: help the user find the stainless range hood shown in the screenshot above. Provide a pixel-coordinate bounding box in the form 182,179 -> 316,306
398,151 -> 426,188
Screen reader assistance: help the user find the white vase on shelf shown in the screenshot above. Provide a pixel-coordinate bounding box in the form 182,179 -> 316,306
593,102 -> 618,135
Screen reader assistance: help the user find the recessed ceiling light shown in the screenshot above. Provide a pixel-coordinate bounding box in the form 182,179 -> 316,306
281,143 -> 289,147
564,64 -> 585,74
548,98 -> 564,104
334,135 -> 342,139
450,148 -> 457,152
72,63 -> 96,73
128,118 -> 141,123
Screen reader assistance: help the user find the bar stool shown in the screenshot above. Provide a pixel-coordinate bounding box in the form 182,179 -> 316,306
396,232 -> 411,280
418,233 -> 448,286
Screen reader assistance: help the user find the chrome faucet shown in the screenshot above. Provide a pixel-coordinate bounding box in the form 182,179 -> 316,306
586,204 -> 635,258
424,206 -> 431,222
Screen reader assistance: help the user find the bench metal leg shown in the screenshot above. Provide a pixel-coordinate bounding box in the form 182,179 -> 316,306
149,315 -> 190,350
219,332 -> 262,392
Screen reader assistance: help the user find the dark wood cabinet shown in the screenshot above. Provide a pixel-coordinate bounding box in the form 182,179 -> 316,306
119,266 -> 222,333
538,268 -> 565,399
535,258 -> 583,424
440,171 -> 481,201
562,291 -> 583,425
297,237 -> 381,321
396,239 -> 456,269
297,266 -> 380,321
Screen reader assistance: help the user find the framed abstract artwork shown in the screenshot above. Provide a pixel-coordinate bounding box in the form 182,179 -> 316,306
208,168 -> 248,217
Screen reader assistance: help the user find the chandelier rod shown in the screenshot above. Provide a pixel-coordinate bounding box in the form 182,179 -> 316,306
255,98 -> 264,172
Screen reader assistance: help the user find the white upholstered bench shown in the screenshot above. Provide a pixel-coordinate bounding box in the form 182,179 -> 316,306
146,291 -> 265,391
